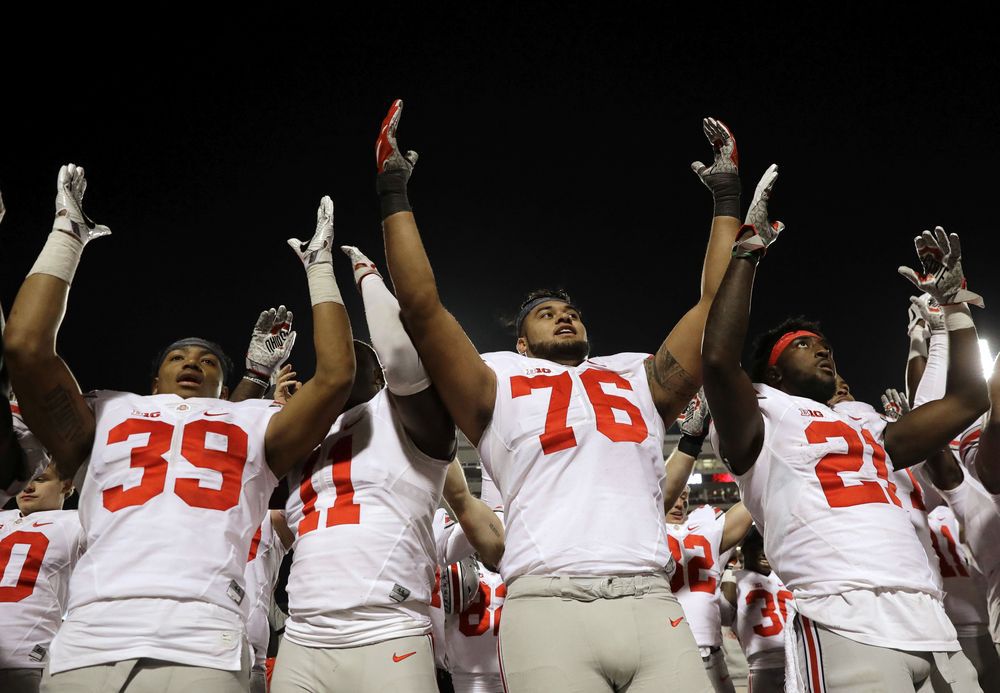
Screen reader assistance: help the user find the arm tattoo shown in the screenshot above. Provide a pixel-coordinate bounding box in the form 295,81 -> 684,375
645,347 -> 697,399
489,521 -> 502,538
42,385 -> 87,443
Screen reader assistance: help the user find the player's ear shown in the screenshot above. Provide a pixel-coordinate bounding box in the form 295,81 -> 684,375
516,336 -> 528,356
62,479 -> 75,499
765,366 -> 781,388
221,385 -> 230,400
151,378 -> 159,394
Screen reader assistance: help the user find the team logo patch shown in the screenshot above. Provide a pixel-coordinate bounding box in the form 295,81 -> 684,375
798,408 -> 824,418
389,583 -> 411,603
227,579 -> 245,605
29,644 -> 47,662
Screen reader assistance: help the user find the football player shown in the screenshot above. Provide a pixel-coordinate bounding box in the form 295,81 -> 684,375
376,100 -> 750,691
272,247 -> 501,693
4,166 -> 356,692
703,220 -> 988,691
0,464 -> 82,693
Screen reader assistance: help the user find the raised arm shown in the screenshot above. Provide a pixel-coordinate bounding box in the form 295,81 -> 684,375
972,356 -> 1000,492
884,229 -> 989,468
644,119 -> 743,422
441,458 -> 505,568
230,306 -> 296,403
264,198 -> 355,477
720,502 -> 753,553
377,100 -> 497,446
3,165 -> 108,478
663,390 -> 710,508
342,245 -> 455,460
701,166 -> 783,475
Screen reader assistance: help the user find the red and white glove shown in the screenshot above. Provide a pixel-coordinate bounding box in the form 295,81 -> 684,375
246,305 -> 296,381
376,99 -> 419,177
898,227 -> 983,308
341,245 -> 382,289
733,164 -> 783,257
881,388 -> 910,422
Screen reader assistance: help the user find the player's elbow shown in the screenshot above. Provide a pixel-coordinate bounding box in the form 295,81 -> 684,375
3,321 -> 52,369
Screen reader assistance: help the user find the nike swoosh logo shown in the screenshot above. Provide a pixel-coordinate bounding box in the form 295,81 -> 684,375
392,651 -> 416,663
33,521 -> 53,527
670,616 -> 684,628
204,412 -> 228,417
686,525 -> 698,531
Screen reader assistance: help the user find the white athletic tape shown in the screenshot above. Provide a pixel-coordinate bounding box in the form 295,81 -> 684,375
305,262 -> 343,306
28,230 -> 83,284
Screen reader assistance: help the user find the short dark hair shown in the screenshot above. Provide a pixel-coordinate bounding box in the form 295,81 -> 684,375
152,338 -> 234,385
741,524 -> 763,552
507,288 -> 581,336
749,317 -> 825,382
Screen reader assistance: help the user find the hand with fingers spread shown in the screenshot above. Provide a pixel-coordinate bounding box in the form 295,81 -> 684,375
732,164 -> 783,258
272,364 -> 301,404
341,245 -> 382,290
53,163 -> 111,244
898,227 -> 983,308
691,117 -> 741,218
246,305 -> 297,384
376,99 -> 419,220
881,388 -> 911,422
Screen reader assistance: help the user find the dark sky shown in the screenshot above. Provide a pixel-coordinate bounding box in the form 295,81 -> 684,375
1,12 -> 997,407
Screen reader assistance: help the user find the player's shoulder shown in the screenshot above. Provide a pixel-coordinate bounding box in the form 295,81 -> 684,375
0,509 -> 19,526
480,351 -> 525,370
585,352 -> 652,375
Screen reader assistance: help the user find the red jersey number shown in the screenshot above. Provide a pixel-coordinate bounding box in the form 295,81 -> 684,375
667,533 -> 717,594
807,421 -> 902,509
459,579 -> 507,637
746,587 -> 794,637
0,531 -> 50,602
510,369 -> 649,455
103,418 -> 250,512
298,435 -> 361,537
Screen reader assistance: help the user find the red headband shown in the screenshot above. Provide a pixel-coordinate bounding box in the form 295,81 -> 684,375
768,330 -> 820,367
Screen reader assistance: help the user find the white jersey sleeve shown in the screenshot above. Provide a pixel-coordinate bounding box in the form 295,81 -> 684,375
733,569 -> 793,670
478,351 -> 669,580
0,510 -> 83,668
244,512 -> 289,668
710,386 -> 957,651
283,389 -> 451,648
667,512 -> 726,648
1,403 -> 53,506
50,391 -> 281,674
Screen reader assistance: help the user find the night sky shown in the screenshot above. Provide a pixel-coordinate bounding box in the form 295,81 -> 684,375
2,12 -> 997,408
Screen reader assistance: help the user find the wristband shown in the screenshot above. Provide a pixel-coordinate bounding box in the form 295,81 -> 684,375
28,230 -> 84,284
943,303 -> 975,331
707,172 -> 741,218
678,434 -> 706,458
376,170 -> 412,220
242,374 -> 268,388
305,262 -> 344,307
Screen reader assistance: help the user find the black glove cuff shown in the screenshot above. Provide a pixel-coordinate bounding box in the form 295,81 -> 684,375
678,433 -> 706,458
376,170 -> 412,220
704,172 -> 741,218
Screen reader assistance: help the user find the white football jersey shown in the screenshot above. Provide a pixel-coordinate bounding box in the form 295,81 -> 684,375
926,504 -> 990,636
710,385 -> 957,651
446,562 -> 505,678
244,512 -> 289,668
283,389 -> 450,648
478,352 -> 669,580
0,404 -> 53,506
935,467 -> 1000,641
834,401 -> 944,594
0,509 -> 83,668
955,415 -> 986,478
666,512 -> 726,648
733,568 -> 793,670
49,391 -> 281,674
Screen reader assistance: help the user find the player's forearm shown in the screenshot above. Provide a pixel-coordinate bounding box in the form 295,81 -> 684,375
360,268 -> 429,396
941,308 -> 989,414
924,447 -> 964,492
702,258 -> 756,375
699,215 -> 742,302
229,377 -> 268,403
662,447 -> 696,509
310,302 -> 355,394
906,355 -> 927,408
3,274 -> 70,362
382,212 -> 444,323
913,332 -> 948,408
452,499 -> 505,568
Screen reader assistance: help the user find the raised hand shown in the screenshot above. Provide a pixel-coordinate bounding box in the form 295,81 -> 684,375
246,306 -> 296,381
898,227 -> 983,308
733,164 -> 783,256
341,245 -> 382,290
287,196 -> 334,268
691,118 -> 739,181
53,163 -> 111,244
910,293 -> 945,335
881,388 -> 911,422
679,387 -> 712,440
376,99 -> 419,178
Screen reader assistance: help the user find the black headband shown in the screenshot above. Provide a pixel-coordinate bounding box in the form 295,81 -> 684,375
514,296 -> 579,336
